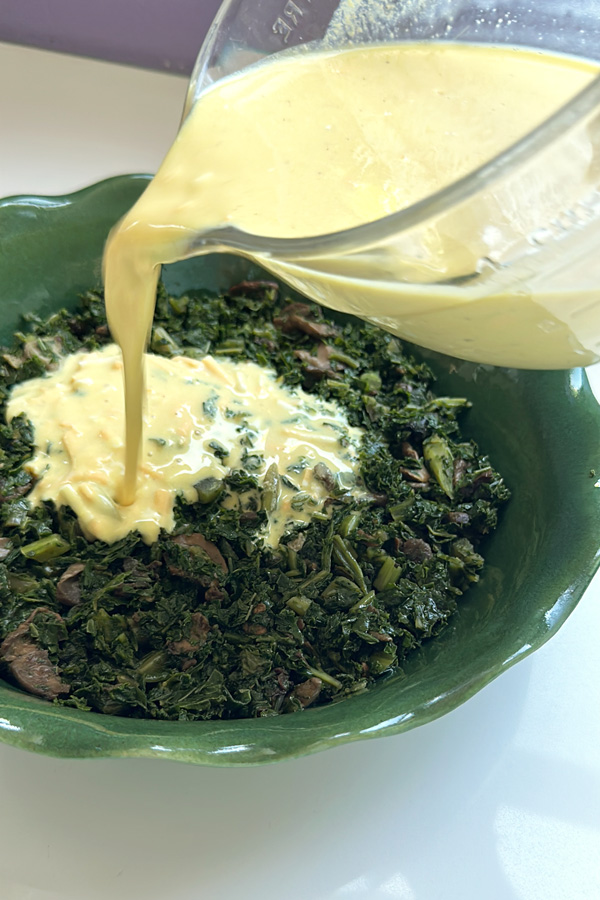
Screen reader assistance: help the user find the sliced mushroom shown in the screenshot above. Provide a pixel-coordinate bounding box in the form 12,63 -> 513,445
313,462 -> 336,493
0,538 -> 12,561
173,533 -> 228,573
402,538 -> 433,562
447,511 -> 470,525
274,303 -> 338,339
204,579 -> 226,602
56,563 -> 85,606
400,466 -> 430,485
0,608 -> 69,700
228,280 -> 279,297
287,532 -> 306,553
401,441 -> 420,460
293,345 -> 339,380
169,612 -> 211,655
293,677 -> 323,708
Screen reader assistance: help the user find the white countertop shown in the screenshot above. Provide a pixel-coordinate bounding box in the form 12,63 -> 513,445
1,41 -> 599,900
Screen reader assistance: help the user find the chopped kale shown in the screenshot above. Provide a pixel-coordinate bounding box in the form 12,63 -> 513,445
0,280 -> 509,720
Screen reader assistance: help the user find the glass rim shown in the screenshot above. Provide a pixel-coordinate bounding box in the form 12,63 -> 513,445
190,67 -> 600,261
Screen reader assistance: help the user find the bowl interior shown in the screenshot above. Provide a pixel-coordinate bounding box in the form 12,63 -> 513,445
0,175 -> 599,766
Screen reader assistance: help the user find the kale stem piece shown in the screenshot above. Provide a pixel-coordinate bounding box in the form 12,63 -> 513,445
338,511 -> 361,538
298,569 -> 329,591
20,535 -> 70,562
374,556 -> 402,592
137,650 -> 169,680
151,325 -> 179,356
194,477 -> 223,505
306,666 -> 343,689
349,590 -> 376,614
286,546 -> 298,571
423,435 -> 454,498
286,595 -> 312,615
359,371 -> 382,394
388,498 -> 414,522
261,463 -> 280,512
215,338 -> 245,355
332,534 -> 367,594
321,522 -> 335,572
369,646 -> 397,675
328,349 -> 359,368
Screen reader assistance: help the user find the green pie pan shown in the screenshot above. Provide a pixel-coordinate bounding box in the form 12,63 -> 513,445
0,174 -> 598,766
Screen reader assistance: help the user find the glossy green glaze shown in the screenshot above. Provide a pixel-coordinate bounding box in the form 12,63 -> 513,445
0,175 -> 598,766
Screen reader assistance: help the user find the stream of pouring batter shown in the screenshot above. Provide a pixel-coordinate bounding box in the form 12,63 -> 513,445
103,42 -> 599,508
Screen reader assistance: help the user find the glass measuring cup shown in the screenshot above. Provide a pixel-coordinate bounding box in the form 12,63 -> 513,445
181,0 -> 600,369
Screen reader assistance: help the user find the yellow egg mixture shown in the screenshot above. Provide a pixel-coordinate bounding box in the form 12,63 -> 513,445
7,346 -> 362,545
11,42 -> 599,541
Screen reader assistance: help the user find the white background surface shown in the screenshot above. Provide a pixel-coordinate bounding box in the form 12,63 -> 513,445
1,41 -> 599,900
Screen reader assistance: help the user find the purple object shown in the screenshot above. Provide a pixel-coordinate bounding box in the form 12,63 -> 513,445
0,0 -> 223,74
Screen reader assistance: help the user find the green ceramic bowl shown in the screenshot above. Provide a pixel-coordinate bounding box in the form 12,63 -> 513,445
0,174 -> 599,766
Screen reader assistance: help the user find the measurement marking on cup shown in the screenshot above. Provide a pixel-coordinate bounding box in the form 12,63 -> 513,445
272,0 -> 312,43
